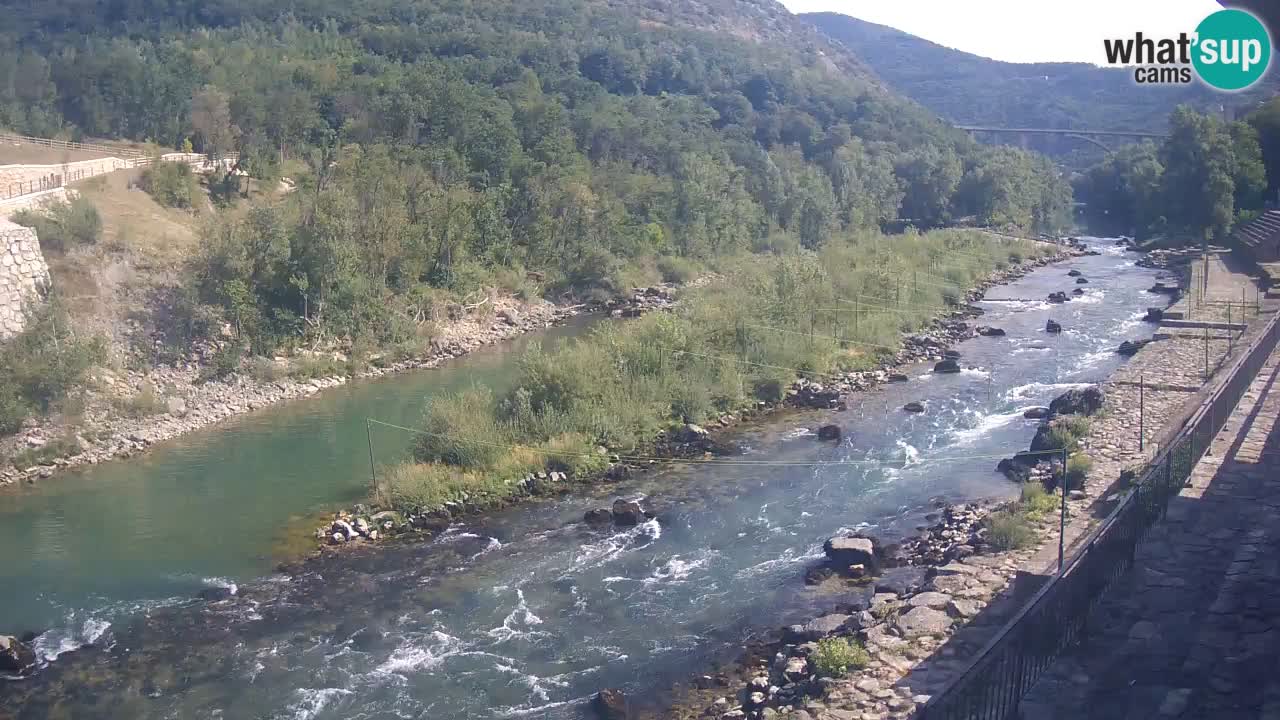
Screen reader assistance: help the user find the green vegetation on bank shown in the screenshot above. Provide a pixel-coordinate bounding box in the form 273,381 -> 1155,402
378,229 -> 1050,511
1076,105 -> 1270,244
0,297 -> 106,436
811,636 -> 871,677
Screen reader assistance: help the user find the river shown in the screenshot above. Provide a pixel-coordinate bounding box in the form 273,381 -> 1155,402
0,238 -> 1159,719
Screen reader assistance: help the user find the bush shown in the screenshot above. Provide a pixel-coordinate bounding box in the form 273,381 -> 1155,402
140,161 -> 199,209
985,511 -> 1037,551
1019,481 -> 1058,519
543,432 -> 610,477
11,196 -> 102,252
811,637 -> 870,677
197,342 -> 243,383
10,433 -> 81,470
414,388 -> 506,469
112,381 -> 167,418
0,298 -> 105,427
656,255 -> 697,284
1063,453 -> 1093,490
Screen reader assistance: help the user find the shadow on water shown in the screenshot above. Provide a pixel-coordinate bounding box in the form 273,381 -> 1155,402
1,239 -> 1167,719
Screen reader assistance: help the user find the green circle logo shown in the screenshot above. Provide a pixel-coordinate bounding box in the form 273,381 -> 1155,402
1192,9 -> 1272,91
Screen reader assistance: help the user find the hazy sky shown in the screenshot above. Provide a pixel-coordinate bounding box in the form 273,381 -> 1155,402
780,0 -> 1227,65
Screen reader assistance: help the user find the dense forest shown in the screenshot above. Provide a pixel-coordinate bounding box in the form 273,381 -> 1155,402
804,12 -> 1276,168
1074,103 -> 1276,243
0,0 -> 1072,439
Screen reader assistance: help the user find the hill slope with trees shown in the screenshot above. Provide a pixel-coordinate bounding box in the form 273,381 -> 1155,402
803,12 -> 1273,166
0,0 -> 1072,445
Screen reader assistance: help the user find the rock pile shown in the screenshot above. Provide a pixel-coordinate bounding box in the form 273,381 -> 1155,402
605,285 -> 677,318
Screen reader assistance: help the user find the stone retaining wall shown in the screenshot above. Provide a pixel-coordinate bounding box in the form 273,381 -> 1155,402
0,218 -> 50,338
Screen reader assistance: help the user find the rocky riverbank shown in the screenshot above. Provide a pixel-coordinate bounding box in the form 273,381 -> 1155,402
655,247 -> 1253,720
0,295 -> 580,488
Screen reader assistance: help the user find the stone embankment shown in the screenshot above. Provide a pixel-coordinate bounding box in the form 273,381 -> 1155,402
0,217 -> 51,338
668,246 -> 1268,720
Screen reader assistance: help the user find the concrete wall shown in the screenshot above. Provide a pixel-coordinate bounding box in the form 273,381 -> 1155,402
0,217 -> 51,338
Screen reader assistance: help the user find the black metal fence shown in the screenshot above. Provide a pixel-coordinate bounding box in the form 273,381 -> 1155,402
920,307 -> 1280,720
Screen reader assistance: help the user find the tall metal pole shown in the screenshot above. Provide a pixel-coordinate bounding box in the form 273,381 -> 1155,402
1059,447 -> 1068,575
366,418 -> 378,500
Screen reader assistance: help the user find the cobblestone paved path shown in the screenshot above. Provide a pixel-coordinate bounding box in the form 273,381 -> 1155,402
1021,331 -> 1280,720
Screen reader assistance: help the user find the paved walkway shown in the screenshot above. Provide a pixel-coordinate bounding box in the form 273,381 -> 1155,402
1020,329 -> 1280,720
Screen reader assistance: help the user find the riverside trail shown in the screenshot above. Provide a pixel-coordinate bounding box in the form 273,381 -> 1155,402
0,238 -> 1161,719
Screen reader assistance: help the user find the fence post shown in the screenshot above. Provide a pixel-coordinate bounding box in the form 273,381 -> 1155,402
366,418 -> 378,500
1059,447 -> 1068,575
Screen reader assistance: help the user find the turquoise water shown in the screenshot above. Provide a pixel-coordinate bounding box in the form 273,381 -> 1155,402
0,316 -> 596,642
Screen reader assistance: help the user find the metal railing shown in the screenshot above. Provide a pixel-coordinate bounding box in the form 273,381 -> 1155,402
920,305 -> 1280,720
0,132 -> 146,158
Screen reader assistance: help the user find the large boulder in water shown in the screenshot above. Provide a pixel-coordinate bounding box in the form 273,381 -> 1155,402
903,402 -> 925,413
1076,277 -> 1089,285
592,688 -> 628,720
996,456 -> 1033,483
1023,407 -> 1050,419
933,359 -> 961,374
1049,386 -> 1105,416
976,326 -> 1006,337
1048,292 -> 1068,303
1067,269 -> 1083,277
611,499 -> 646,526
0,635 -> 36,675
817,424 -> 842,441
584,508 -> 613,528
1045,319 -> 1063,334
824,535 -> 880,575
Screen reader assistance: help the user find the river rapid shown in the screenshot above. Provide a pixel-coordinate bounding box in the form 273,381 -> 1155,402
0,238 -> 1160,719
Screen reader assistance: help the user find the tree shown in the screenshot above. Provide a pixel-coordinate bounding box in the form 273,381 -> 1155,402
1159,106 -> 1236,242
1245,98 -> 1280,202
190,84 -> 238,159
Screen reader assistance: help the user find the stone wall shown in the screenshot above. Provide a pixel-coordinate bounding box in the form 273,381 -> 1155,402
0,217 -> 50,338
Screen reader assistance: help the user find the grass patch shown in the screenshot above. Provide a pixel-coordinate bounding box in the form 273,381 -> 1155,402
10,434 -> 81,470
985,510 -> 1038,551
811,637 -> 871,677
1019,481 -> 1059,520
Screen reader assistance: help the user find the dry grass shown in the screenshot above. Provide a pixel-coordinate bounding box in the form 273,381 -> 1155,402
0,143 -> 115,165
72,169 -> 200,268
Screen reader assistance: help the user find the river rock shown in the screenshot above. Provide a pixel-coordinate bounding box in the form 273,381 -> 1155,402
584,509 -> 613,528
1144,307 -> 1164,322
933,359 -> 961,374
611,499 -> 645,526
0,635 -> 36,675
1048,292 -> 1068,303
166,396 -> 187,417
903,402 -> 925,413
592,688 -> 628,719
823,536 -> 879,574
498,308 -> 521,325
677,423 -> 709,443
1117,339 -> 1150,357
1067,269 -> 1082,277
795,613 -> 853,641
997,455 -> 1035,482
196,586 -> 235,602
817,424 -> 842,441
1072,288 -> 1085,296
976,326 -> 1006,337
1049,386 -> 1104,416
875,566 -> 929,596
907,592 -> 953,610
1076,277 -> 1089,284
888,373 -> 909,382
1023,407 -> 1049,419
943,349 -> 961,360
1045,319 -> 1063,334
895,606 -> 953,637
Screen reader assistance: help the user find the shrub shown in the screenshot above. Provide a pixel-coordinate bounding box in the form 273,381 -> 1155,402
112,381 -> 167,418
11,196 -> 102,253
0,298 -> 105,424
543,432 -> 610,477
140,161 -> 199,209
0,386 -> 28,436
1063,453 -> 1093,491
197,342 -> 243,383
985,511 -> 1037,551
288,355 -> 346,380
811,637 -> 870,677
414,388 -> 506,469
656,255 -> 697,284
10,433 -> 81,470
1019,481 -> 1058,519
246,356 -> 287,382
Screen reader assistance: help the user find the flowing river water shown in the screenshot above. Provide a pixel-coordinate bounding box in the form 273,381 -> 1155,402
1,238 -> 1159,719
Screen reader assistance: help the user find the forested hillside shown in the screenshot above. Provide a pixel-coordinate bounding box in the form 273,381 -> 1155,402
0,0 -> 1072,440
803,12 -> 1273,166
